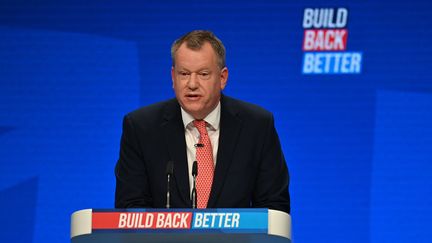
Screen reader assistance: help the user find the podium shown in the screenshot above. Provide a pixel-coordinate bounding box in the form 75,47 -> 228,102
71,208 -> 291,243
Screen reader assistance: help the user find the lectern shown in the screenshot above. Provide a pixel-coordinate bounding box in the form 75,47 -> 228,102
71,208 -> 291,243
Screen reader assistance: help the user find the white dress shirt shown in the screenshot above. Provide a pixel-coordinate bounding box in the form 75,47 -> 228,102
181,102 -> 220,194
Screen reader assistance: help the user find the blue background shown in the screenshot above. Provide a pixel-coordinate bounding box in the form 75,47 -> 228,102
1,0 -> 431,242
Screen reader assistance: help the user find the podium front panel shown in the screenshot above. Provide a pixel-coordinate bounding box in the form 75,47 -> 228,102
71,208 -> 291,243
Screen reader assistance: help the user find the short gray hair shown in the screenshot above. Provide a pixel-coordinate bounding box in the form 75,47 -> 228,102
171,30 -> 226,69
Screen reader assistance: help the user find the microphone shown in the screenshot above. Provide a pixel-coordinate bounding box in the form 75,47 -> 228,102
191,161 -> 198,209
165,161 -> 174,209
194,143 -> 204,148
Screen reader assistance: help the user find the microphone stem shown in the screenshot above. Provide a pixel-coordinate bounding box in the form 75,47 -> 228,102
166,174 -> 170,208
192,175 -> 197,208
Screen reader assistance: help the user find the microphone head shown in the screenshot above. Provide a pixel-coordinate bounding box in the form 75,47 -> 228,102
192,161 -> 198,176
166,161 -> 174,175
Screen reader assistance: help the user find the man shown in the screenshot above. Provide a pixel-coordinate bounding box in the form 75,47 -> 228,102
115,30 -> 290,213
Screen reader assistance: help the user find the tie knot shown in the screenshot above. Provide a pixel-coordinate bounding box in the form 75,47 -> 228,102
193,120 -> 207,135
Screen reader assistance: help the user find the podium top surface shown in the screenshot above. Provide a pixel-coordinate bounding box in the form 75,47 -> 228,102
71,208 -> 291,242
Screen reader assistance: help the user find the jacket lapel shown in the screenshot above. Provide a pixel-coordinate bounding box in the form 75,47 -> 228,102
161,99 -> 191,207
207,96 -> 243,208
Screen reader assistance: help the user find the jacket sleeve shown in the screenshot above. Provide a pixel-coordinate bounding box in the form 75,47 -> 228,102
252,114 -> 291,213
115,114 -> 153,208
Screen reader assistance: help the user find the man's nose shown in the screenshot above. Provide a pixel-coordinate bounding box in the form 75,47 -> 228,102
187,73 -> 199,89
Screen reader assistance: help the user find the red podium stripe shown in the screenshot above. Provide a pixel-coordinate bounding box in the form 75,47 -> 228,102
92,212 -> 122,229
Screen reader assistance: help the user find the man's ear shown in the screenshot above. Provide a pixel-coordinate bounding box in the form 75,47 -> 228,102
171,66 -> 175,88
220,67 -> 228,90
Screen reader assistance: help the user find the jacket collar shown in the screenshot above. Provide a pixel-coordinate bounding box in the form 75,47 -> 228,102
207,95 -> 243,208
161,99 -> 191,206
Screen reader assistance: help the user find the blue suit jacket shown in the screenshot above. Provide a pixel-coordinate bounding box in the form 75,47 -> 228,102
115,95 -> 290,213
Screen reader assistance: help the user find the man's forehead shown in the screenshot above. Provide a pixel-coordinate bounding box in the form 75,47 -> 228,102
175,66 -> 211,71
175,43 -> 217,68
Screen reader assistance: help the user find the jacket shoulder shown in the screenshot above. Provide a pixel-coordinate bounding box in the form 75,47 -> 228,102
222,95 -> 273,120
125,98 -> 179,126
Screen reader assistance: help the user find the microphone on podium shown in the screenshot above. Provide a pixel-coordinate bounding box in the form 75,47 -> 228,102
165,161 -> 174,208
191,161 -> 198,209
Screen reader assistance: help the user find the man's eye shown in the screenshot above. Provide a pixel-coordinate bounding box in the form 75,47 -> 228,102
179,72 -> 189,76
199,72 -> 210,78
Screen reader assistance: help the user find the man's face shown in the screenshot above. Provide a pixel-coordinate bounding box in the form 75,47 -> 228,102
172,42 -> 228,120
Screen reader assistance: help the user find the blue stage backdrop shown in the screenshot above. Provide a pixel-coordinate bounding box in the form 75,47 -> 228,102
1,1 -> 431,242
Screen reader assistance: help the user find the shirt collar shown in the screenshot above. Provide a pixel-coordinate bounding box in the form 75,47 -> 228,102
181,101 -> 221,131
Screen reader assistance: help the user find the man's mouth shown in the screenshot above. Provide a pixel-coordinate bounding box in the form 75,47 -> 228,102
186,94 -> 201,99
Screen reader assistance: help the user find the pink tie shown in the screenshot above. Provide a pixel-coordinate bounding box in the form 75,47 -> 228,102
193,120 -> 214,208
